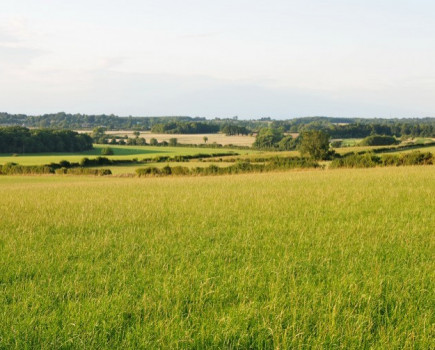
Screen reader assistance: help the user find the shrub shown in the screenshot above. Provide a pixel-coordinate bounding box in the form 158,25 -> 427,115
1,163 -> 53,175
63,168 -> 112,176
59,160 -> 72,168
101,147 -> 114,155
161,165 -> 172,175
359,135 -> 398,146
330,153 -> 381,168
135,156 -> 320,178
80,157 -> 91,167
136,167 -> 161,177
399,151 -> 433,166
170,166 -> 190,175
330,151 -> 433,168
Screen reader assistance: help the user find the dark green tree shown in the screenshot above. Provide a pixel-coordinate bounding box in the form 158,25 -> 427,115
169,138 -> 178,146
253,128 -> 284,149
299,130 -> 332,160
101,147 -> 114,155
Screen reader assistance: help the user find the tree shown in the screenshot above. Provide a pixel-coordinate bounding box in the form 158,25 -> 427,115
101,147 -> 114,155
150,138 -> 158,146
359,135 -> 398,146
253,127 -> 284,149
133,131 -> 140,137
203,136 -> 208,144
169,138 -> 178,146
278,135 -> 297,151
299,130 -> 332,160
0,126 -> 93,153
92,127 -> 106,139
330,140 -> 342,148
136,137 -> 146,145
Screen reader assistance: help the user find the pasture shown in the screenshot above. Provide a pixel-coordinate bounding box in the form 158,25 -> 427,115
1,167 -> 434,348
0,145 -> 254,166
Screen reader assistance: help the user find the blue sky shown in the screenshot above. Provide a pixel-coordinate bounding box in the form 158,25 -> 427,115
1,0 -> 434,118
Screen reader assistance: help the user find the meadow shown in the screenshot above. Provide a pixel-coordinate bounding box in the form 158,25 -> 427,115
1,167 -> 434,348
0,145 -> 254,166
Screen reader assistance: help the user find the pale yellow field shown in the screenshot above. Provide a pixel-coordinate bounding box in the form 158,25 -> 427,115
79,130 -> 256,146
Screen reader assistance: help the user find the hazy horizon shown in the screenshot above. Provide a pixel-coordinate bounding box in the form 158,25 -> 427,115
1,111 -> 434,121
2,1 -> 435,118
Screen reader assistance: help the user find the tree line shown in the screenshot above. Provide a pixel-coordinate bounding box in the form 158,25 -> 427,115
330,151 -> 433,168
136,157 -> 320,177
2,113 -> 434,138
0,126 -> 93,153
150,121 -> 220,134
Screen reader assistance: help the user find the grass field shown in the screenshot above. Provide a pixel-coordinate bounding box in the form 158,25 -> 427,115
1,167 -> 434,348
0,145 -> 254,166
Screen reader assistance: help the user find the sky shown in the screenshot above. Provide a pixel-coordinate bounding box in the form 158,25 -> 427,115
1,0 -> 434,119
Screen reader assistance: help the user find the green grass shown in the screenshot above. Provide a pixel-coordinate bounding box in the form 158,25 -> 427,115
0,145 -> 255,166
1,167 -> 434,348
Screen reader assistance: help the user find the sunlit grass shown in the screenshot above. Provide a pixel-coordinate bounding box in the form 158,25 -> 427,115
0,145 -> 256,166
0,167 -> 434,348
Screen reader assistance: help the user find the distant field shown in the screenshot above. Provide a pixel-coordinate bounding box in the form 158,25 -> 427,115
378,145 -> 435,155
338,138 -> 362,147
77,130 -> 257,147
1,167 -> 434,348
0,145 -> 254,166
333,143 -> 435,155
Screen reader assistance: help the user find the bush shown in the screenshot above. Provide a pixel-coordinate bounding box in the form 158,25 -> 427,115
136,167 -> 162,177
59,168 -> 112,176
1,163 -> 53,175
80,157 -> 91,167
161,165 -> 172,175
170,166 -> 190,175
101,147 -> 114,155
59,160 -> 72,168
399,151 -> 433,166
359,135 -> 398,146
330,153 -> 381,168
135,156 -> 320,178
330,151 -> 433,168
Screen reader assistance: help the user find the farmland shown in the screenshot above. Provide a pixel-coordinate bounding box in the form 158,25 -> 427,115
0,145 -> 255,167
1,167 -> 434,348
1,141 -> 434,176
103,131 -> 257,147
